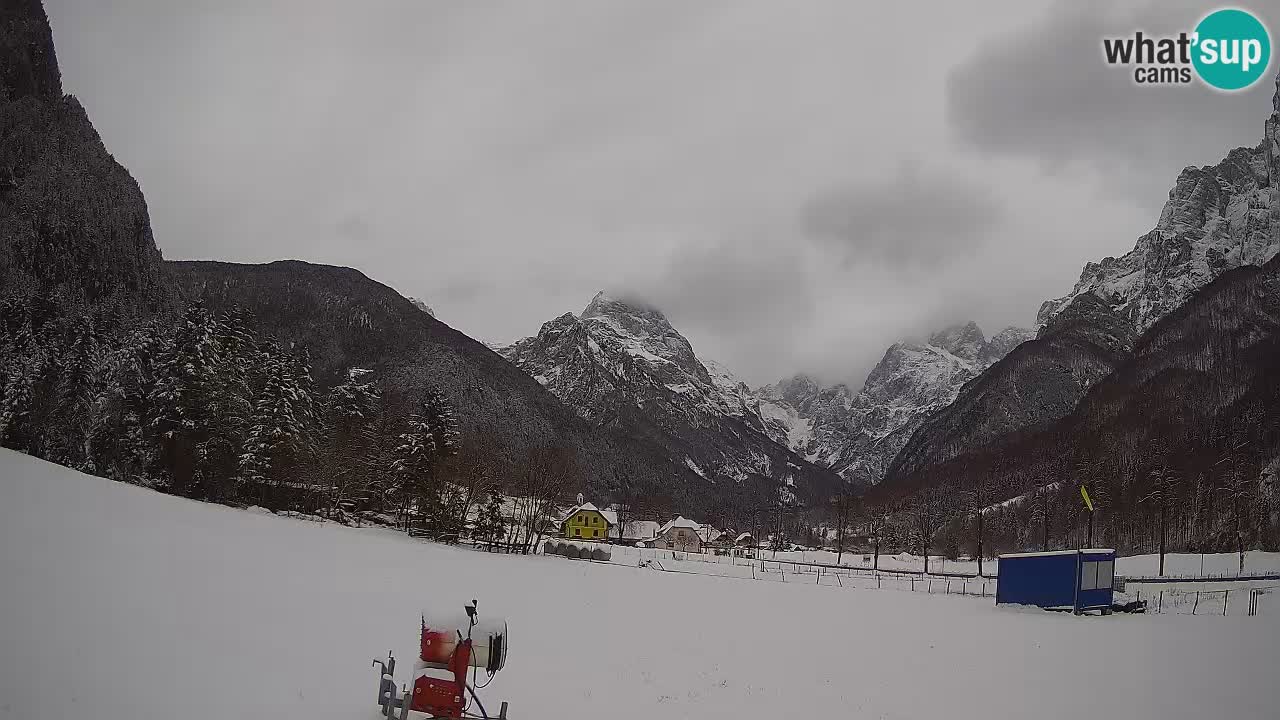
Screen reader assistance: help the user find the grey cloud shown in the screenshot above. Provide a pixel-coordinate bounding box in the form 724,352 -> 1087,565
620,241 -> 817,380
42,0 -> 1190,390
334,215 -> 371,242
801,167 -> 1000,267
947,0 -> 1274,205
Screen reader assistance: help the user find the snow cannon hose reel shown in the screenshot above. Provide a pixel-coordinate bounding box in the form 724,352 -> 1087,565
373,600 -> 509,719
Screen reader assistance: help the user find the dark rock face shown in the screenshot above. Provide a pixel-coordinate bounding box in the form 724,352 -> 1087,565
885,295 -> 1134,484
0,0 -> 61,101
0,0 -> 169,306
883,255 -> 1280,552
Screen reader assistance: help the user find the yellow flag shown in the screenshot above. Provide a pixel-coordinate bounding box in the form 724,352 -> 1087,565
1080,485 -> 1094,512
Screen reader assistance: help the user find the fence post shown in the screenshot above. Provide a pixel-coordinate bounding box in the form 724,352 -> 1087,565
1223,590 -> 1228,616
1192,592 -> 1199,615
1158,590 -> 1163,614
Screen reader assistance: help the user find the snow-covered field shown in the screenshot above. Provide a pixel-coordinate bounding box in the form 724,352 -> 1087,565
2,449 -> 1278,720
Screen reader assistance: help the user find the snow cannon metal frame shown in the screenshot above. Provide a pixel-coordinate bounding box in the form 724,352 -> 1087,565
372,600 -> 509,719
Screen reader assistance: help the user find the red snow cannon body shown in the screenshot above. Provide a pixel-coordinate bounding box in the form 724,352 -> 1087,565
409,610 -> 508,718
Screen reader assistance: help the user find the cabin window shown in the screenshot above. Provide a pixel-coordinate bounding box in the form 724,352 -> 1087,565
1080,561 -> 1099,590
1097,560 -> 1114,590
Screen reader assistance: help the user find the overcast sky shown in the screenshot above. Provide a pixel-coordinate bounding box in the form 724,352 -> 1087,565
45,0 -> 1276,386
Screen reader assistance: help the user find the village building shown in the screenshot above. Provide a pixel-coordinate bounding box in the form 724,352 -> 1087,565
611,519 -> 661,545
654,516 -> 702,552
560,502 -> 611,541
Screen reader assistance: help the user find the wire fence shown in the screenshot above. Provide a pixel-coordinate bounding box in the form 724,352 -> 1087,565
1122,586 -> 1273,616
607,544 -> 1272,614
603,544 -> 995,598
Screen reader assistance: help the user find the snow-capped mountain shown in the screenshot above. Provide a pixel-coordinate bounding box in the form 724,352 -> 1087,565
750,322 -> 1033,484
882,68 -> 1280,490
500,292 -> 843,499
1038,71 -> 1280,331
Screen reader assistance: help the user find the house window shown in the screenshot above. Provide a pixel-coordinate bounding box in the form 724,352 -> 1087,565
573,528 -> 580,537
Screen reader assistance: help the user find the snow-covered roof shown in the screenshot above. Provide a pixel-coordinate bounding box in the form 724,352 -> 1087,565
659,516 -> 701,535
999,549 -> 1115,559
559,503 -> 612,526
735,532 -> 754,543
611,520 -> 660,540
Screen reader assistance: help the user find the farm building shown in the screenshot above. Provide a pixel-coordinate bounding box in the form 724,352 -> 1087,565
654,516 -> 702,552
995,549 -> 1116,614
560,503 -> 611,541
611,519 -> 661,544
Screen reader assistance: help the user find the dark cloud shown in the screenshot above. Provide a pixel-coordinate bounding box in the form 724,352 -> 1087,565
801,167 -> 1000,267
947,0 -> 1274,206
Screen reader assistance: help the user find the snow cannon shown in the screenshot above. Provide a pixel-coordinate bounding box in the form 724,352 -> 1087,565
419,609 -> 508,673
372,601 -> 509,719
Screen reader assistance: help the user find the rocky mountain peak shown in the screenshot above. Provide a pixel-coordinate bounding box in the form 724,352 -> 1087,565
927,321 -> 986,361
1038,66 -> 1280,332
501,294 -> 843,496
0,0 -> 62,100
582,290 -> 660,321
984,325 -> 1036,361
1274,67 -> 1279,113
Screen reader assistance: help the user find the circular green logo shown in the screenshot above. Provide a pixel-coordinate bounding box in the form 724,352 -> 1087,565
1192,9 -> 1271,91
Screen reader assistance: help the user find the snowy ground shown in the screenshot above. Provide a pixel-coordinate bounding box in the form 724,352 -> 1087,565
2,449 -> 1278,720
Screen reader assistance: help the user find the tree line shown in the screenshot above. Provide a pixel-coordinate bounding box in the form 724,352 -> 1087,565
0,290 -> 582,548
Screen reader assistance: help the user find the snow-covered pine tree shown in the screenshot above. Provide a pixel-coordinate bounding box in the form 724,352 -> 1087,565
389,389 -> 460,532
238,342 -> 316,509
53,312 -> 102,470
198,308 -> 261,497
0,295 -> 52,453
89,321 -> 169,484
318,368 -> 380,521
148,304 -> 223,497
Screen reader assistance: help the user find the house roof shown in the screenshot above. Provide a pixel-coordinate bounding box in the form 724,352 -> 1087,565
735,532 -> 755,543
658,516 -> 702,535
559,503 -> 612,526
610,520 -> 661,541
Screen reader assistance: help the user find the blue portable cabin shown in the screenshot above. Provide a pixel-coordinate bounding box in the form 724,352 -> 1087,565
995,549 -> 1115,614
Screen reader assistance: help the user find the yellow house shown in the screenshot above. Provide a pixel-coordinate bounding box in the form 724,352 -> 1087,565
561,502 -> 611,540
